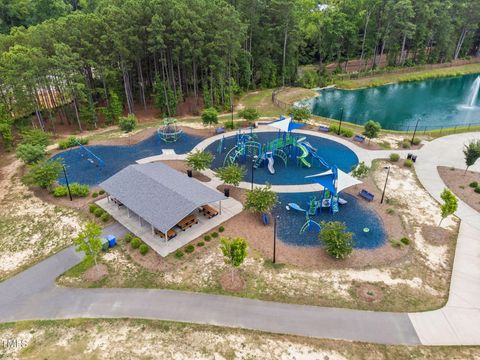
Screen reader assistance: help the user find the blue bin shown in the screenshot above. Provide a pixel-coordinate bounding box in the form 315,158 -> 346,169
106,235 -> 117,248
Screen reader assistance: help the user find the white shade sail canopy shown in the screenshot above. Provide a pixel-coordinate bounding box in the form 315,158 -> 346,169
267,117 -> 293,132
305,168 -> 362,193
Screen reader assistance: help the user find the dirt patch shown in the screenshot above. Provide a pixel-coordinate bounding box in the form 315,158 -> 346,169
438,166 -> 480,213
421,225 -> 452,246
83,264 -> 108,282
356,284 -> 384,304
124,243 -> 164,272
220,270 -> 246,292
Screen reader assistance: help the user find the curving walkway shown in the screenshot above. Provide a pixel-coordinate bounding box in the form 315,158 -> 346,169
0,132 -> 479,345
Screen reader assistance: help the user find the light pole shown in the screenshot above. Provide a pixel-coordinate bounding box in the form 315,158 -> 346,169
62,164 -> 73,201
338,107 -> 344,135
250,155 -> 258,190
380,166 -> 391,204
273,215 -> 279,263
411,117 -> 420,145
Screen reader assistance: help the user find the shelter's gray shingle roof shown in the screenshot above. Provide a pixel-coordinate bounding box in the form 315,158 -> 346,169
100,163 -> 226,233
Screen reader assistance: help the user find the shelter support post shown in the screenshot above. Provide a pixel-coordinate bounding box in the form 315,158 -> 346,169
219,200 -> 222,215
127,208 -> 130,218
151,224 -> 154,235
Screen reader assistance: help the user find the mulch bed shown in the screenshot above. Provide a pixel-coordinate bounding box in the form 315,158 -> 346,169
216,180 -> 410,271
356,284 -> 384,304
421,225 -> 452,246
438,166 -> 480,213
220,270 -> 246,292
83,264 -> 108,282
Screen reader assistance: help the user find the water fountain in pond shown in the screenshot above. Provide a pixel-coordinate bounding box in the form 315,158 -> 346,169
465,76 -> 480,108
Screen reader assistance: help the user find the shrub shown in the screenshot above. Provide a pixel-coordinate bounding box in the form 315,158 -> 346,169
215,164 -> 246,187
69,183 -> 89,197
53,186 -> 69,197
20,129 -> 50,147
23,159 -> 63,190
238,108 -> 260,123
244,184 -> 278,213
100,213 -> 110,222
99,190 -> 105,195
475,187 -> 480,194
469,181 -> 478,188
204,235 -> 211,242
186,150 -> 214,172
400,140 -> 410,149
287,106 -> 311,122
92,192 -> 98,198
174,250 -> 184,259
330,125 -> 355,138
201,107 -> 219,127
218,226 -> 225,233
94,208 -> 104,217
389,153 -> 400,162
390,239 -> 404,248
118,114 -> 137,133
124,233 -> 134,243
404,159 -> 414,167
386,208 -> 395,215
16,143 -> 46,164
89,204 -> 99,213
211,232 -> 219,238
411,138 -> 421,145
131,237 -> 141,249
319,221 -> 354,259
400,237 -> 410,245
139,244 -> 149,255
197,241 -> 205,247
58,136 -> 88,150
363,120 -> 381,142
185,244 -> 195,253
351,162 -> 370,179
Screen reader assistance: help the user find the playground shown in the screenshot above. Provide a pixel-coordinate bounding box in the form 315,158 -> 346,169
50,130 -> 204,186
205,120 -> 359,186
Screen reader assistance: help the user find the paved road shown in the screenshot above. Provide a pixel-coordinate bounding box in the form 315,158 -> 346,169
1,132 -> 479,345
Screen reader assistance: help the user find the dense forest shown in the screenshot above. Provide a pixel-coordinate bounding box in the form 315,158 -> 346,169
0,0 -> 479,137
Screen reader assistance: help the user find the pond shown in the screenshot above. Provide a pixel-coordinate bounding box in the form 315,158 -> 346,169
304,73 -> 480,131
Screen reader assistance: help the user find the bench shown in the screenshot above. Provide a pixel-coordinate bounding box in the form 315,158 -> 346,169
319,125 -> 330,132
359,189 -> 374,202
200,204 -> 219,218
177,214 -> 199,231
215,127 -> 225,134
353,135 -> 366,143
154,228 -> 177,240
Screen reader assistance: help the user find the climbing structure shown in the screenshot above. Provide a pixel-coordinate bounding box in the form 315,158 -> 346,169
157,118 -> 183,143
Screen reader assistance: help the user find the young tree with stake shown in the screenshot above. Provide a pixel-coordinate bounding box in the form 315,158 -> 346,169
438,188 -> 458,227
74,221 -> 103,266
220,237 -> 248,283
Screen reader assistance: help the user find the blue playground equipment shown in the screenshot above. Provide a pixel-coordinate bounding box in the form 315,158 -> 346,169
72,140 -> 105,183
157,118 -> 183,143
222,117 -> 330,175
286,202 -> 321,234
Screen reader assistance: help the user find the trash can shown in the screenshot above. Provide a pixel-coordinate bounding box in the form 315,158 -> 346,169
101,238 -> 109,251
187,169 -> 193,177
411,155 -> 417,162
224,188 -> 230,197
106,235 -> 117,248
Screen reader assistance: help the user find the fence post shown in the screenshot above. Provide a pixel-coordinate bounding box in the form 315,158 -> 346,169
440,127 -> 443,135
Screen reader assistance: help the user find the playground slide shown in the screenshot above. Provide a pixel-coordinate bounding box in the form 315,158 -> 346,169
267,155 -> 275,174
302,142 -> 329,168
296,144 -> 311,168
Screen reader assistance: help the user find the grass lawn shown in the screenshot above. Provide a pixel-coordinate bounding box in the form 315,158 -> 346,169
335,63 -> 480,90
1,318 -> 479,359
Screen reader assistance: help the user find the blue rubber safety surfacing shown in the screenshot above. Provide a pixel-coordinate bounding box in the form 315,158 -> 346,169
51,133 -> 205,186
205,131 -> 359,186
272,192 -> 386,249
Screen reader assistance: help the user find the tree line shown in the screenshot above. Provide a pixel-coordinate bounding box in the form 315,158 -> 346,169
0,0 -> 479,144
